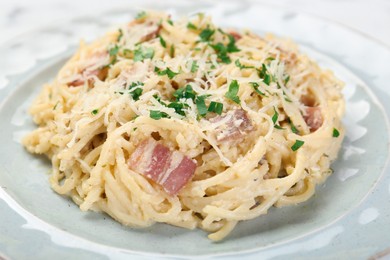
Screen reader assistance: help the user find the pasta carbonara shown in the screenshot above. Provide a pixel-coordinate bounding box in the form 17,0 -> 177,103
23,11 -> 345,241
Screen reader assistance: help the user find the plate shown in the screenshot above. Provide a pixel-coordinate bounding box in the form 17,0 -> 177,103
1,1 -> 390,259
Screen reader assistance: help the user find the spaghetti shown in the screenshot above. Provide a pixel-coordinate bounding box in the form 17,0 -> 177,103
23,11 -> 345,241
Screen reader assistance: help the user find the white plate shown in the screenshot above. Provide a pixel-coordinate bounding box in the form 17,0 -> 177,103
1,1 -> 390,259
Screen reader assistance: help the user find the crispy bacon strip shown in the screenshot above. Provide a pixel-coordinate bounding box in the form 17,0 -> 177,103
128,139 -> 197,195
68,67 -> 108,87
211,109 -> 254,142
304,106 -> 323,132
229,31 -> 242,41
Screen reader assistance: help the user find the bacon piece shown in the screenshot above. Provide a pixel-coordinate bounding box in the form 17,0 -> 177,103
128,139 -> 197,195
68,68 -> 108,87
141,24 -> 162,42
303,106 -> 323,132
211,109 -> 254,142
229,31 -> 242,41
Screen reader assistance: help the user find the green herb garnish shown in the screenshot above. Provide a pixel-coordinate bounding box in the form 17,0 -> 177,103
291,140 -> 304,151
174,85 -> 196,100
195,95 -> 208,116
333,128 -> 340,138
150,110 -> 169,120
258,64 -> 272,85
288,118 -> 299,134
135,11 -> 147,20
191,61 -> 199,73
109,45 -> 119,56
167,102 -> 187,116
91,109 -> 99,115
170,44 -> 175,57
208,101 -> 223,115
134,46 -> 154,62
117,29 -> 123,42
159,35 -> 166,48
227,34 -> 240,53
225,80 -> 241,104
235,59 -> 254,69
210,43 -> 230,64
199,27 -> 215,42
250,82 -> 266,96
155,67 -> 179,79
187,22 -> 197,30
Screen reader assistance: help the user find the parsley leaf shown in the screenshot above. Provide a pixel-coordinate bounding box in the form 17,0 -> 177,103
210,43 -> 231,64
159,35 -> 166,48
128,81 -> 144,101
109,45 -> 119,56
332,128 -> 340,137
196,95 -> 208,116
117,29 -> 123,42
91,109 -> 99,115
284,75 -> 290,85
191,61 -> 199,73
227,34 -> 240,53
135,11 -> 147,20
235,59 -> 254,69
174,85 -> 196,100
250,82 -> 266,96
258,64 -> 272,85
225,80 -> 241,104
288,118 -> 299,134
208,101 -> 223,115
199,28 -> 215,42
291,140 -> 304,151
187,22 -> 197,30
167,102 -> 187,116
272,107 -> 279,124
134,46 -> 154,62
150,110 -> 169,120
155,67 -> 179,79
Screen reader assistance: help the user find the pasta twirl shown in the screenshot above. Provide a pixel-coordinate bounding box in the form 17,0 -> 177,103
23,11 -> 345,241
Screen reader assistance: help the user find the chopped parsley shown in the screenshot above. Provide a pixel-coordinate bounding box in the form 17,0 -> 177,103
235,59 -> 254,69
117,29 -> 123,42
225,80 -> 241,104
109,45 -> 119,56
155,67 -> 179,79
174,85 -> 196,100
333,128 -> 340,138
167,19 -> 174,26
134,46 -> 154,62
250,82 -> 266,96
210,43 -> 231,64
135,11 -> 147,20
167,102 -> 187,116
150,110 -> 169,120
208,101 -> 223,115
272,107 -> 279,124
187,22 -> 197,30
272,107 -> 284,129
258,64 -> 272,85
288,118 -> 299,134
227,34 -> 240,53
291,140 -> 304,151
191,61 -> 199,73
199,27 -> 215,42
195,95 -> 208,116
284,75 -> 290,85
91,109 -> 99,115
159,35 -> 167,48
